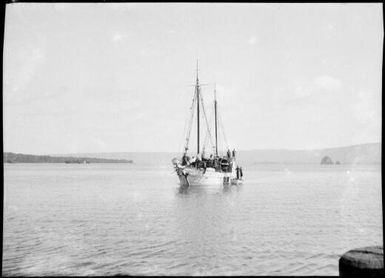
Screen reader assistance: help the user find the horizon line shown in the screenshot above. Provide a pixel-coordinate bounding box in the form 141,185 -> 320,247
4,142 -> 381,156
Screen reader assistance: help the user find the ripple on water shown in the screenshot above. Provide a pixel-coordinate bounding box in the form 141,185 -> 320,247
3,164 -> 382,275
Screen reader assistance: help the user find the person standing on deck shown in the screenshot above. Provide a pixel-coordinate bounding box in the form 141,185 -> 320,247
232,149 -> 236,159
190,156 -> 196,167
182,154 -> 188,166
197,153 -> 202,167
203,160 -> 207,174
227,149 -> 231,159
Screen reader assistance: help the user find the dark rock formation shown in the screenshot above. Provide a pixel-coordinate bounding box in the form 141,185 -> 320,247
321,155 -> 334,164
339,246 -> 383,277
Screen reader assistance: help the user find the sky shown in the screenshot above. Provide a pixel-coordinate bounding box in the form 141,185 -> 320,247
3,3 -> 383,154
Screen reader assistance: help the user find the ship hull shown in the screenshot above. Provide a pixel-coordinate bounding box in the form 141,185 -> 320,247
175,166 -> 235,187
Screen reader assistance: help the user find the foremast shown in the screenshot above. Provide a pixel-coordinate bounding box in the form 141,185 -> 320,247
182,62 -> 222,159
214,84 -> 218,157
196,60 -> 200,155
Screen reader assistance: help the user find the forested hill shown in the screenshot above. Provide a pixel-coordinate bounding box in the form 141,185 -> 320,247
53,142 -> 381,166
238,142 -> 381,165
3,152 -> 133,163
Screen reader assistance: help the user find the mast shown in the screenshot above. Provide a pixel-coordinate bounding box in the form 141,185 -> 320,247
214,84 -> 218,157
196,60 -> 200,155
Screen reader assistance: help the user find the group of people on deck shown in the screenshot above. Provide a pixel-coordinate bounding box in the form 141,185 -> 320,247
181,148 -> 242,176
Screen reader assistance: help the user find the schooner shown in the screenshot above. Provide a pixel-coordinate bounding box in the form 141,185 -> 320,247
172,63 -> 244,187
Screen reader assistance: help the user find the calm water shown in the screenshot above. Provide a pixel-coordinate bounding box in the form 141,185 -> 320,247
3,163 -> 382,276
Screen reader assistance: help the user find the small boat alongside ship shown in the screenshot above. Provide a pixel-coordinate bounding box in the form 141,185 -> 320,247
172,63 -> 244,187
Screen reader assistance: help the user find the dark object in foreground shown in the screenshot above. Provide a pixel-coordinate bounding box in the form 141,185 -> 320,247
339,246 -> 383,277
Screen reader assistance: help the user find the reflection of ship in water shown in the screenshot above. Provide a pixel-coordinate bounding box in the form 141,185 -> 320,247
177,180 -> 242,196
172,63 -> 244,187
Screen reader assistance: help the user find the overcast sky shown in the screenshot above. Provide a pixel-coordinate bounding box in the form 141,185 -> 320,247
3,3 -> 383,154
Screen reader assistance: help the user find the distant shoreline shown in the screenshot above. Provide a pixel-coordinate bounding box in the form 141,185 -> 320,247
3,142 -> 380,165
3,152 -> 133,164
252,161 -> 381,165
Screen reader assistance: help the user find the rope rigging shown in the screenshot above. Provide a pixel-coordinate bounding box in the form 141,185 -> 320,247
199,89 -> 215,154
183,91 -> 197,154
200,91 -> 215,156
182,82 -> 230,158
217,109 -> 229,152
177,94 -> 192,153
202,106 -> 216,156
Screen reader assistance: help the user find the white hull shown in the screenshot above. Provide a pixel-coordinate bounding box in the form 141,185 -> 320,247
176,166 -> 237,187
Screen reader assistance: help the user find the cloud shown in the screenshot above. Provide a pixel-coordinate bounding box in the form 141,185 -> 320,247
293,85 -> 310,98
92,137 -> 106,150
5,86 -> 68,106
112,33 -> 124,42
247,36 -> 258,45
352,90 -> 381,124
214,84 -> 236,106
140,47 -> 157,57
4,42 -> 47,104
284,75 -> 343,106
313,75 -> 342,92
109,3 -> 137,11
53,3 -> 72,12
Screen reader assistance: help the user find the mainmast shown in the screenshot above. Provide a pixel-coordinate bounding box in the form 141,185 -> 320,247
196,60 -> 200,155
214,84 -> 218,157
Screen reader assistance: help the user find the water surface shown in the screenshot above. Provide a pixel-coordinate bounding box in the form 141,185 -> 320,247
3,163 -> 382,275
